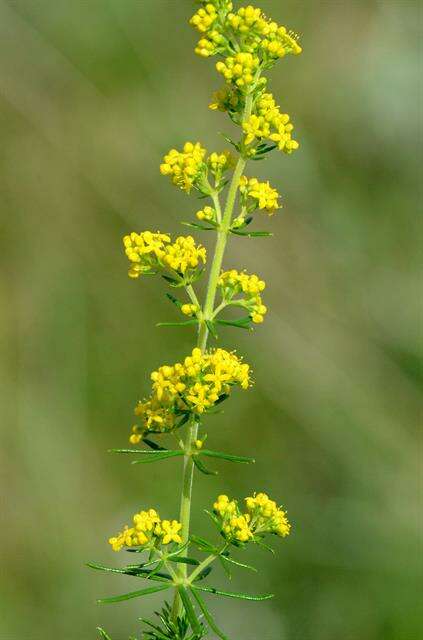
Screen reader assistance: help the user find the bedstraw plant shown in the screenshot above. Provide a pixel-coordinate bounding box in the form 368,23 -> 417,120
89,2 -> 302,638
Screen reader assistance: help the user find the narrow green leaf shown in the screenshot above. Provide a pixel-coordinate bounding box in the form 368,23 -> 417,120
230,230 -> 273,238
219,132 -> 240,151
215,317 -> 252,330
170,555 -> 200,566
157,320 -> 198,327
192,585 -> 274,601
179,586 -> 203,637
254,539 -> 276,554
109,448 -> 175,455
147,559 -> 165,579
131,451 -> 183,464
161,274 -> 181,286
143,438 -> 166,451
98,584 -> 171,604
188,266 -> 205,284
97,628 -> 112,640
204,509 -> 221,530
87,561 -> 170,582
254,144 -> 277,156
201,449 -> 255,464
193,566 -> 213,582
220,554 -> 257,573
181,222 -> 216,231
175,413 -> 191,429
205,319 -> 218,339
167,540 -> 190,558
166,293 -> 182,308
190,534 -> 217,553
193,457 -> 218,476
190,589 -> 231,640
218,555 -> 232,579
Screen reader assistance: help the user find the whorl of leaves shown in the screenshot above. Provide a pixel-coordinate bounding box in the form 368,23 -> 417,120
141,601 -> 207,640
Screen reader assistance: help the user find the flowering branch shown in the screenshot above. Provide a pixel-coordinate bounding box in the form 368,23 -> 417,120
90,2 -> 302,638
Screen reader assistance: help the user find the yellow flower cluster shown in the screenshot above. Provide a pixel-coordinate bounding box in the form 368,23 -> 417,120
218,269 -> 267,323
160,142 -> 206,193
181,303 -> 200,317
227,6 -> 302,60
216,52 -> 260,90
123,232 -> 206,278
163,236 -> 206,274
243,93 -> 299,154
213,492 -> 290,544
108,508 -> 182,552
239,176 -> 280,214
190,2 -> 233,58
130,348 -> 251,442
190,3 -> 301,65
190,3 -> 218,33
196,205 -> 216,222
208,150 -> 233,174
123,231 -> 170,278
245,492 -> 291,538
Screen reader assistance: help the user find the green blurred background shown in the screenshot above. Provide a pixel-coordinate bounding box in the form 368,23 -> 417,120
0,1 -> 421,638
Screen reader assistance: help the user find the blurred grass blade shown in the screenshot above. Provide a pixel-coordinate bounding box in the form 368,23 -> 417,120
193,585 -> 274,601
97,583 -> 171,604
97,628 -> 112,640
190,588 -> 230,640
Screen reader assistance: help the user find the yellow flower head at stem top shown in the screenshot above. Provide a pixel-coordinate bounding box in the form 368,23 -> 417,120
108,508 -> 182,552
129,347 -> 251,443
190,3 -> 301,66
123,231 -> 206,279
213,492 -> 291,545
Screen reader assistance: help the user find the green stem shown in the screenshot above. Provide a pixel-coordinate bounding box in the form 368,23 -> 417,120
171,91 -> 254,622
188,543 -> 228,584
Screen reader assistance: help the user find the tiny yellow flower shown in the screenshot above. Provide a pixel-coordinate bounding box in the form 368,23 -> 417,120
161,519 -> 182,545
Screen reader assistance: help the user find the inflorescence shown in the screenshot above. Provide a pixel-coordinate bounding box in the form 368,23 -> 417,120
130,347 -> 251,443
98,3 -> 302,636
213,492 -> 291,544
109,508 -> 182,552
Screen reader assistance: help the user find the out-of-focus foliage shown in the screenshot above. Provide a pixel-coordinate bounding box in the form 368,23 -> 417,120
0,1 -> 421,639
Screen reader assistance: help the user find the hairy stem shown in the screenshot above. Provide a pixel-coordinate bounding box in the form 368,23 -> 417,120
171,92 -> 253,621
